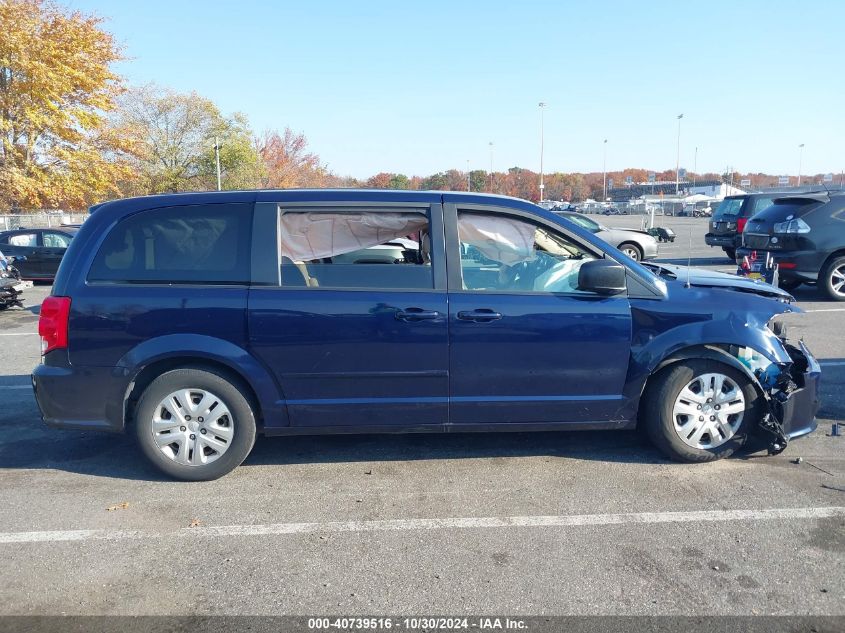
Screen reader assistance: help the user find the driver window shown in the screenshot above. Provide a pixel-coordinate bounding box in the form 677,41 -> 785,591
458,212 -> 596,293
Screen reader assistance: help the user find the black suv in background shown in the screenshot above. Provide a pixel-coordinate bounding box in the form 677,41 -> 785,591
736,192 -> 845,300
705,193 -> 790,260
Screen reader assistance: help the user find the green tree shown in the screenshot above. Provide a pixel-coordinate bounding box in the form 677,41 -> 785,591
115,84 -> 262,194
388,173 -> 409,189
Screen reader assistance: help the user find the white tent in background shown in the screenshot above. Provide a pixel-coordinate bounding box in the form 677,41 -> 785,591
682,193 -> 717,203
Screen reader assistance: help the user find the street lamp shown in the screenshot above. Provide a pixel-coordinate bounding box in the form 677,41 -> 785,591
798,143 -> 805,186
538,102 -> 546,202
489,142 -> 494,193
214,136 -> 222,191
675,114 -> 683,194
693,146 -> 698,189
602,139 -> 608,200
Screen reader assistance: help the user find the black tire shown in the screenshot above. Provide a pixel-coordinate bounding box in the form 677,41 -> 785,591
134,367 -> 257,481
723,247 -> 736,261
820,255 -> 845,301
619,242 -> 642,261
777,278 -> 802,292
641,359 -> 762,463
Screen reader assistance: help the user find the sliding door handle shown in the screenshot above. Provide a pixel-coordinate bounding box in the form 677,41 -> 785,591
457,309 -> 503,322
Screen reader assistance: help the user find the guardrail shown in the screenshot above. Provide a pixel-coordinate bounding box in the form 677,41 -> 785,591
0,213 -> 89,231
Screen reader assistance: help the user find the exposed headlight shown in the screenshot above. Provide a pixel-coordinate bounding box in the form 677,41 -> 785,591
773,218 -> 811,234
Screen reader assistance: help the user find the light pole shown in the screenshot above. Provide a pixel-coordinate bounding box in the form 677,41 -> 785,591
488,142 -> 494,193
797,143 -> 805,186
214,136 -> 222,191
675,114 -> 683,194
466,159 -> 471,192
602,139 -> 608,201
693,146 -> 698,189
538,102 -> 546,202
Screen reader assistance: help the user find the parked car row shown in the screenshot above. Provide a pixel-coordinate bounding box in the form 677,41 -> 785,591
704,190 -> 845,300
736,192 -> 845,300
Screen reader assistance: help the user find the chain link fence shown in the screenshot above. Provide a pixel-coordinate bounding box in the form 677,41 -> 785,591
0,212 -> 89,231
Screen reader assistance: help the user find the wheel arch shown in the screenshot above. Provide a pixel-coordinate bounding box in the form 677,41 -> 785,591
820,248 -> 845,276
116,334 -> 288,432
644,344 -> 766,401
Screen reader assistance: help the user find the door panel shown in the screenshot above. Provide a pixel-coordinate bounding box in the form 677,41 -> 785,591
247,202 -> 449,429
249,289 -> 448,427
449,293 -> 631,424
445,204 -> 633,426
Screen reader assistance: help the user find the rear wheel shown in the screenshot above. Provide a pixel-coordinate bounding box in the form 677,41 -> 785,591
619,242 -> 642,261
723,247 -> 736,261
642,360 -> 761,462
821,255 -> 845,301
134,367 -> 257,480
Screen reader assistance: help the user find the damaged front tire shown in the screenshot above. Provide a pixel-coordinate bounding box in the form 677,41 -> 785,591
642,360 -> 764,463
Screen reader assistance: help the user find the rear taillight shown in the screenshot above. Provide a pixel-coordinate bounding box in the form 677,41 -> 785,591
737,217 -> 748,233
38,296 -> 71,355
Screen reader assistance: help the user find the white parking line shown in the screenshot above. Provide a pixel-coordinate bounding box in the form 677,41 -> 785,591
1,506 -> 843,545
0,332 -> 37,336
806,309 -> 845,313
0,385 -> 31,390
820,361 -> 845,367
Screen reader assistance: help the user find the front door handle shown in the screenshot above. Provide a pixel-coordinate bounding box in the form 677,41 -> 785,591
457,309 -> 503,322
395,307 -> 441,322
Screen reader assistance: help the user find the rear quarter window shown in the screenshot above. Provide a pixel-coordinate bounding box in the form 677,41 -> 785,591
88,203 -> 252,284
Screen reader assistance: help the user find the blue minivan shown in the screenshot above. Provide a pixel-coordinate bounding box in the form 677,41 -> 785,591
33,190 -> 820,480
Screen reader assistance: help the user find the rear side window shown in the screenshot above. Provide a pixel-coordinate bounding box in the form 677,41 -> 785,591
7,233 -> 37,247
714,198 -> 744,218
278,210 -> 434,290
89,203 -> 252,284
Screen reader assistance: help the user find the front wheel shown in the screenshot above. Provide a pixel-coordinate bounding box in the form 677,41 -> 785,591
723,247 -> 736,261
619,242 -> 643,261
134,367 -> 257,480
642,360 -> 761,462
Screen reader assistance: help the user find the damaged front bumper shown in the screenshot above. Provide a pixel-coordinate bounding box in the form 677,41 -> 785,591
755,340 -> 820,453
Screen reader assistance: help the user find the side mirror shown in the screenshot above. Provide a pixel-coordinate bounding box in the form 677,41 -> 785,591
578,259 -> 626,295
10,255 -> 26,262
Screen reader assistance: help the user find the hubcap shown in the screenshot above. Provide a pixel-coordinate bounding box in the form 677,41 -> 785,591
151,389 -> 234,466
672,373 -> 745,449
830,264 -> 845,297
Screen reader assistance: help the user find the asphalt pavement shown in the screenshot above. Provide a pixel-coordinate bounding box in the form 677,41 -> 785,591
0,216 -> 842,618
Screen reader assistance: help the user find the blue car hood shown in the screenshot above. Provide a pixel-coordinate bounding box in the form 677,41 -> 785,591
651,264 -> 794,301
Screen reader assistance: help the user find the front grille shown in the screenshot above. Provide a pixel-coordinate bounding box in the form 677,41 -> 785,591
743,233 -> 770,249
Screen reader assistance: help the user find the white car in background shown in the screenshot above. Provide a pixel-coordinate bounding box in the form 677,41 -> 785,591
555,211 -> 659,261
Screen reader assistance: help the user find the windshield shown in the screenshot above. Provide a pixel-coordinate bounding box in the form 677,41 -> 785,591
713,198 -> 744,218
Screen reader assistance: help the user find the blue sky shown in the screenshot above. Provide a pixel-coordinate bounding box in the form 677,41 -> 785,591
69,0 -> 843,179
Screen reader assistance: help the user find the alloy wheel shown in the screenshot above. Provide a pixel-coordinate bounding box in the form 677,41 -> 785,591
671,373 -> 745,449
621,246 -> 641,261
830,263 -> 845,297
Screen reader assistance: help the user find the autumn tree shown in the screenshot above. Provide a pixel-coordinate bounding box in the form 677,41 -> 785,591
257,127 -> 333,189
0,0 -> 130,210
114,84 -> 262,194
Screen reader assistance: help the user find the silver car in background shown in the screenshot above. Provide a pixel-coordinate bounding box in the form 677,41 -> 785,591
556,211 -> 659,261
